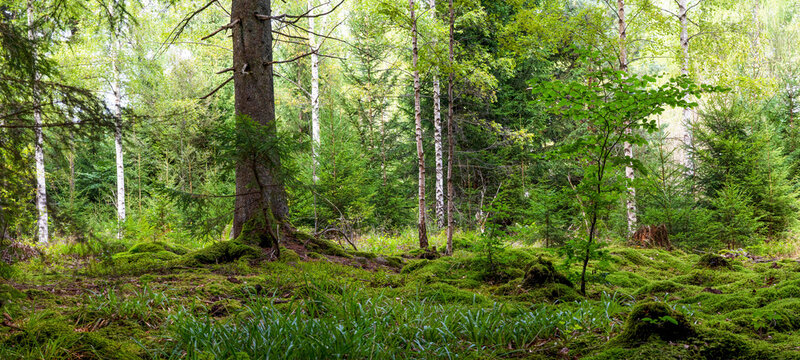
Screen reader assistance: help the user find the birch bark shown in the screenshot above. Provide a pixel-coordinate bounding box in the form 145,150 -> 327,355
411,0 -> 429,248
28,0 -> 49,244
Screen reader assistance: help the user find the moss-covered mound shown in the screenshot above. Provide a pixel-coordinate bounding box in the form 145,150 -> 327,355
2,317 -> 142,359
127,241 -> 188,255
696,254 -> 731,269
184,240 -> 262,265
612,302 -> 696,346
522,258 -> 573,289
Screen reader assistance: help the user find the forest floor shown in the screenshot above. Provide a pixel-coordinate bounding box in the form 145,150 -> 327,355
2,234 -> 800,359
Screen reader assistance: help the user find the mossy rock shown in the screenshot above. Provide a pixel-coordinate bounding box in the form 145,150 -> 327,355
611,301 -> 696,346
385,256 -> 404,268
127,241 -> 188,255
696,254 -> 731,270
183,240 -> 261,265
522,258 -> 573,289
303,236 -> 352,258
278,247 -> 301,263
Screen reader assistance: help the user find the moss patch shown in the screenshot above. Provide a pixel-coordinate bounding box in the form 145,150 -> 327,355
696,254 -> 731,270
183,240 -> 261,265
611,301 -> 696,346
522,258 -> 572,289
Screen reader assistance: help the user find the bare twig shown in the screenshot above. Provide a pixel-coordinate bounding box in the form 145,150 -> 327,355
199,76 -> 233,100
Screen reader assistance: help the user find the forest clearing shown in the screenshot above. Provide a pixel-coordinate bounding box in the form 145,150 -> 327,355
3,0 -> 800,358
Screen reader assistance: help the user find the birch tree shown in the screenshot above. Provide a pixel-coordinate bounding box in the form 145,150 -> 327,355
111,22 -> 126,239
618,0 -> 637,235
445,0 -> 455,255
411,0 -> 429,248
27,0 -> 49,244
429,0 -> 444,228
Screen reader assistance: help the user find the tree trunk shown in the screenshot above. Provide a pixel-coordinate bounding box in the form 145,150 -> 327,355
618,0 -> 637,236
309,0 -> 320,183
113,39 -> 126,239
308,0 -> 321,232
429,0 -> 445,228
411,0 -> 428,248
28,0 -> 49,245
678,0 -> 693,175
231,0 -> 289,249
446,0 -> 455,255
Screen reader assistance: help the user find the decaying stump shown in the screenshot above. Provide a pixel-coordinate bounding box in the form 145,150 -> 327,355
631,224 -> 672,250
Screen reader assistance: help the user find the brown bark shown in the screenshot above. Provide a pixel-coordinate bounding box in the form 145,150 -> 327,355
411,0 -> 429,249
230,0 -> 289,248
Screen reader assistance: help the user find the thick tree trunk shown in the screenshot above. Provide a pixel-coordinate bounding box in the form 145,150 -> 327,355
679,0 -> 693,175
618,0 -> 637,236
231,0 -> 289,247
113,42 -> 126,239
411,0 -> 428,248
28,0 -> 48,244
446,0 -> 455,255
429,0 -> 445,228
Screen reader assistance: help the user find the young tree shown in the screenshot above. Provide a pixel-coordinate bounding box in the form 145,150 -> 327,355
534,65 -> 705,294
410,0 -> 428,248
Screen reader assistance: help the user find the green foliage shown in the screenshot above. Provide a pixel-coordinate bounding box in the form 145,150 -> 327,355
708,182 -> 764,249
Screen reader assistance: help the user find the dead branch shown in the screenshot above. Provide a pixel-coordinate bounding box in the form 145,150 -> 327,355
199,76 -> 233,100
201,18 -> 240,41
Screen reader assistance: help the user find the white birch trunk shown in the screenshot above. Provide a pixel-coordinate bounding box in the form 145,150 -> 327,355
429,0 -> 445,228
28,1 -> 49,244
113,38 -> 126,238
618,0 -> 637,235
411,0 -> 429,248
309,0 -> 320,183
446,0 -> 455,255
679,0 -> 693,175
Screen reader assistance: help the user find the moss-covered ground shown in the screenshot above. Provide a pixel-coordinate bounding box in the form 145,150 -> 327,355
2,235 -> 800,359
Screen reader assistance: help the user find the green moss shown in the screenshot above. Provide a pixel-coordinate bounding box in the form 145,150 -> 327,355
306,252 -> 324,259
385,256 -> 403,268
2,316 -> 142,359
634,280 -> 682,296
612,248 -> 653,267
183,240 -> 261,265
412,282 -> 489,305
279,247 -> 301,262
401,259 -> 430,274
209,299 -> 243,317
611,301 -> 696,346
0,283 -> 25,307
606,272 -> 649,289
522,258 -> 573,289
128,241 -> 188,255
696,254 -> 731,269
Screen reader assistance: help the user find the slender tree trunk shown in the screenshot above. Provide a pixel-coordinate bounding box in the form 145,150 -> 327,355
231,0 -> 289,248
429,0 -> 445,228
380,105 -> 388,187
446,0 -> 455,255
308,0 -> 321,231
28,0 -> 48,244
411,0 -> 428,248
113,40 -> 126,239
618,0 -> 637,236
679,0 -> 693,175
